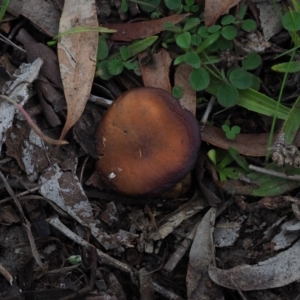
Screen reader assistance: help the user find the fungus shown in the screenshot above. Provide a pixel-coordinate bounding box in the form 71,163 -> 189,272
95,87 -> 201,196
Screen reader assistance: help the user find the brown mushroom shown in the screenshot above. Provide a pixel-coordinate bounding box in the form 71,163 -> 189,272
95,87 -> 201,196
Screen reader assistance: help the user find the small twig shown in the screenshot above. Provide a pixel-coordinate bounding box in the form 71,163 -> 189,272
0,171 -> 43,269
199,95 -> 215,130
0,185 -> 40,204
0,94 -> 68,145
0,32 -> 26,53
48,216 -> 138,283
0,261 -> 13,286
249,164 -> 300,181
151,281 -> 184,300
88,94 -> 113,107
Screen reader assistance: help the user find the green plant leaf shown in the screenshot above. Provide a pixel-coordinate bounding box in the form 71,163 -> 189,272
249,74 -> 261,90
238,5 -> 247,20
221,25 -> 237,40
191,4 -> 199,12
218,37 -> 233,50
176,32 -> 191,48
222,124 -> 230,132
196,31 -> 220,54
207,149 -> 217,165
228,147 -> 249,172
165,0 -> 181,9
172,86 -> 183,98
191,34 -> 202,45
0,0 -> 10,23
282,95 -> 300,143
174,54 -> 185,65
120,0 -> 128,12
97,36 -> 109,61
217,83 -> 239,107
238,89 -> 289,119
242,52 -> 262,70
272,61 -> 300,73
122,61 -> 137,70
137,0 -> 161,12
229,69 -> 253,89
203,55 -> 220,65
282,11 -> 300,31
183,5 -> 190,12
120,46 -> 130,61
231,125 -> 241,134
185,0 -> 195,6
207,25 -> 221,33
184,52 -> 201,68
226,131 -> 236,139
217,152 -> 234,169
53,26 -> 116,40
189,68 -> 210,91
97,61 -> 113,80
246,164 -> 300,196
206,81 -> 290,119
221,15 -> 236,25
163,22 -> 182,32
108,59 -> 124,75
183,17 -> 201,32
197,26 -> 210,38
220,167 -> 240,180
241,19 -> 257,32
108,36 -> 158,61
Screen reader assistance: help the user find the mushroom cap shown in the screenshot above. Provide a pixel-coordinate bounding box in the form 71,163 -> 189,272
95,87 -> 201,196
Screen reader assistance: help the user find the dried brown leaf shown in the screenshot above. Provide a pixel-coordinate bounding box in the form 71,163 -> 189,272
8,0 -> 61,37
202,124 -> 274,156
58,0 -> 98,139
174,64 -> 196,115
105,14 -> 190,42
204,0 -> 241,27
138,49 -> 172,93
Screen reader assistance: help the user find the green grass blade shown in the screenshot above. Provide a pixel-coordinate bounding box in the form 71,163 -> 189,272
238,89 -> 290,120
53,26 -> 116,40
206,81 -> 290,119
108,36 -> 158,61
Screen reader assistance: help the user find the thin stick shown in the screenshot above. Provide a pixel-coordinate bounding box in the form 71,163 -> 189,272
200,96 -> 215,130
249,164 -> 300,181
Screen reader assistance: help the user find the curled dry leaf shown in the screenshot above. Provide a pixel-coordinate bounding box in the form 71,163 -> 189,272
58,0 -> 98,139
209,239 -> 300,290
187,208 -> 222,298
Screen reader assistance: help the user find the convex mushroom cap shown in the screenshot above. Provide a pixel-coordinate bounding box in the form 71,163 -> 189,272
95,87 -> 201,196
